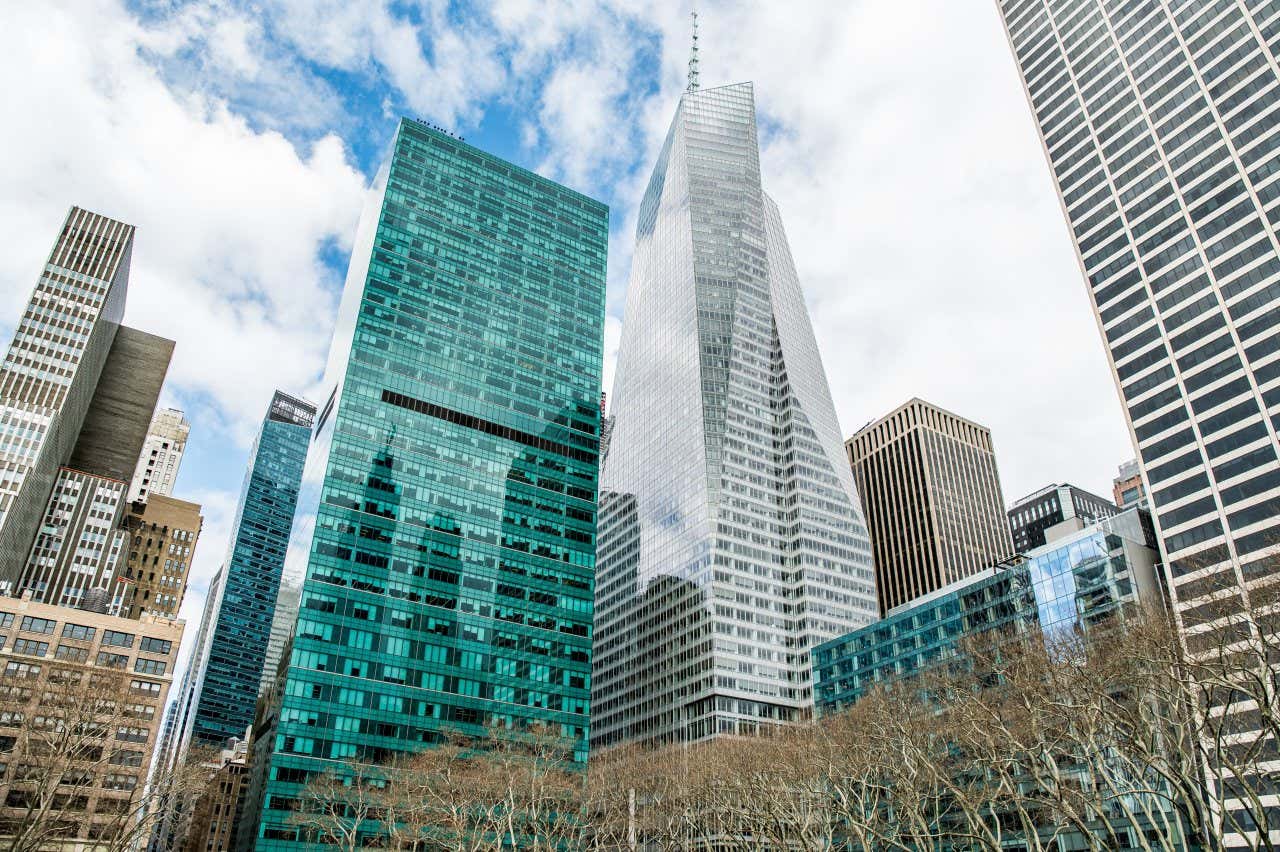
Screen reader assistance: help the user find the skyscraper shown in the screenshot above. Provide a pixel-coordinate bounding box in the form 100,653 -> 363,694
0,208 -> 133,585
592,81 -> 876,750
996,2 -> 1280,616
129,408 -> 190,502
241,119 -> 606,849
174,392 -> 313,753
847,398 -> 1015,615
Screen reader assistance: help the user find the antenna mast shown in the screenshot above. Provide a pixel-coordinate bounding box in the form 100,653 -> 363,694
687,7 -> 700,92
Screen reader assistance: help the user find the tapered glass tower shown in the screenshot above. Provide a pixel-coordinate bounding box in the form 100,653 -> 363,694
241,119 -> 607,850
592,82 -> 877,749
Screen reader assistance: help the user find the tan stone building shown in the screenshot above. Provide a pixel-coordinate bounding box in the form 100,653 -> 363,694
847,398 -> 1015,615
119,496 -> 202,620
180,739 -> 247,852
0,595 -> 183,848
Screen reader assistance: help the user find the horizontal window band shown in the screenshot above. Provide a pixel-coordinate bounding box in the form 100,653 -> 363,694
381,389 -> 597,464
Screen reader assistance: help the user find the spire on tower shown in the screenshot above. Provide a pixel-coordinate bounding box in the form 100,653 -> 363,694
687,8 -> 700,92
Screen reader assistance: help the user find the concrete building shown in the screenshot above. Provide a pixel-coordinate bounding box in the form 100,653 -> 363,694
0,208 -> 133,586
1007,482 -> 1119,552
129,409 -> 189,503
119,495 -> 203,619
1114,458 -> 1148,509
995,0 -> 1280,643
17,467 -> 131,612
0,595 -> 182,847
847,398 -> 1015,616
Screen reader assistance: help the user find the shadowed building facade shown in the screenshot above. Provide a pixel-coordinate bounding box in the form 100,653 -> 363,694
239,119 -> 607,850
592,82 -> 876,750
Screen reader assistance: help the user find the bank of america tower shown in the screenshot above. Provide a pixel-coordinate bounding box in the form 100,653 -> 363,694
592,81 -> 877,749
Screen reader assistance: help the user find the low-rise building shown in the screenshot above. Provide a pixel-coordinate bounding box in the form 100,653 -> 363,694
180,738 -> 247,852
814,507 -> 1162,713
0,595 -> 182,848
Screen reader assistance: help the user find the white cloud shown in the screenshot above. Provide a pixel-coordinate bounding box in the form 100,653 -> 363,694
0,0 -> 366,441
0,0 -> 1141,684
597,0 -> 1133,501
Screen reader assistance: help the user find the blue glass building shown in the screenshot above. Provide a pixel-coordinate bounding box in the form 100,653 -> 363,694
814,508 -> 1164,715
177,392 -> 315,750
241,119 -> 607,850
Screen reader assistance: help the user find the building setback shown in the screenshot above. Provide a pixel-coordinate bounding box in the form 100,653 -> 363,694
0,208 -> 133,587
847,398 -> 1014,616
1007,482 -> 1119,552
592,81 -> 876,750
239,119 -> 606,850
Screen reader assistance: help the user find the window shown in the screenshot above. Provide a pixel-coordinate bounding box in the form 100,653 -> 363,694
96,652 -> 129,670
11,640 -> 48,657
138,637 -> 171,655
0,615 -> 12,629
129,680 -> 161,697
54,645 -> 88,663
103,773 -> 137,791
60,624 -> 95,641
4,662 -> 40,679
115,726 -> 148,744
108,750 -> 143,767
133,659 -> 166,676
101,631 -> 134,648
19,617 -> 55,635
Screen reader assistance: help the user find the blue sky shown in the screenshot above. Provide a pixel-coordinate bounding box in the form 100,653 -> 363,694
0,0 -> 1136,648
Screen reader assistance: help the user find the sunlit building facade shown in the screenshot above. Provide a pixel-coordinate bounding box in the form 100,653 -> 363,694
592,82 -> 876,749
996,6 -> 1280,839
242,119 -> 607,850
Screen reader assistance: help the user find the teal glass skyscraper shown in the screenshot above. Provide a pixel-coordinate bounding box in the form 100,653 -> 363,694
243,119 -> 607,849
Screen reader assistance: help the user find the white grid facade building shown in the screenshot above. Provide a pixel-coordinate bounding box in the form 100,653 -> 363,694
997,1 -> 1280,843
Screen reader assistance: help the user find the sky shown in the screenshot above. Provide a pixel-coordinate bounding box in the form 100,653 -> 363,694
0,1 -> 1133,656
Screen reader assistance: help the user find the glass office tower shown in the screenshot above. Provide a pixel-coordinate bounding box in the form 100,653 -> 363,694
592,82 -> 876,749
244,119 -> 607,850
173,392 -> 313,754
996,2 -> 1280,611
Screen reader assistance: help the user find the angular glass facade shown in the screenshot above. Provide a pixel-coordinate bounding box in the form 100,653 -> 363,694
592,82 -> 876,748
814,509 -> 1162,714
244,119 -> 607,850
182,392 -> 314,751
